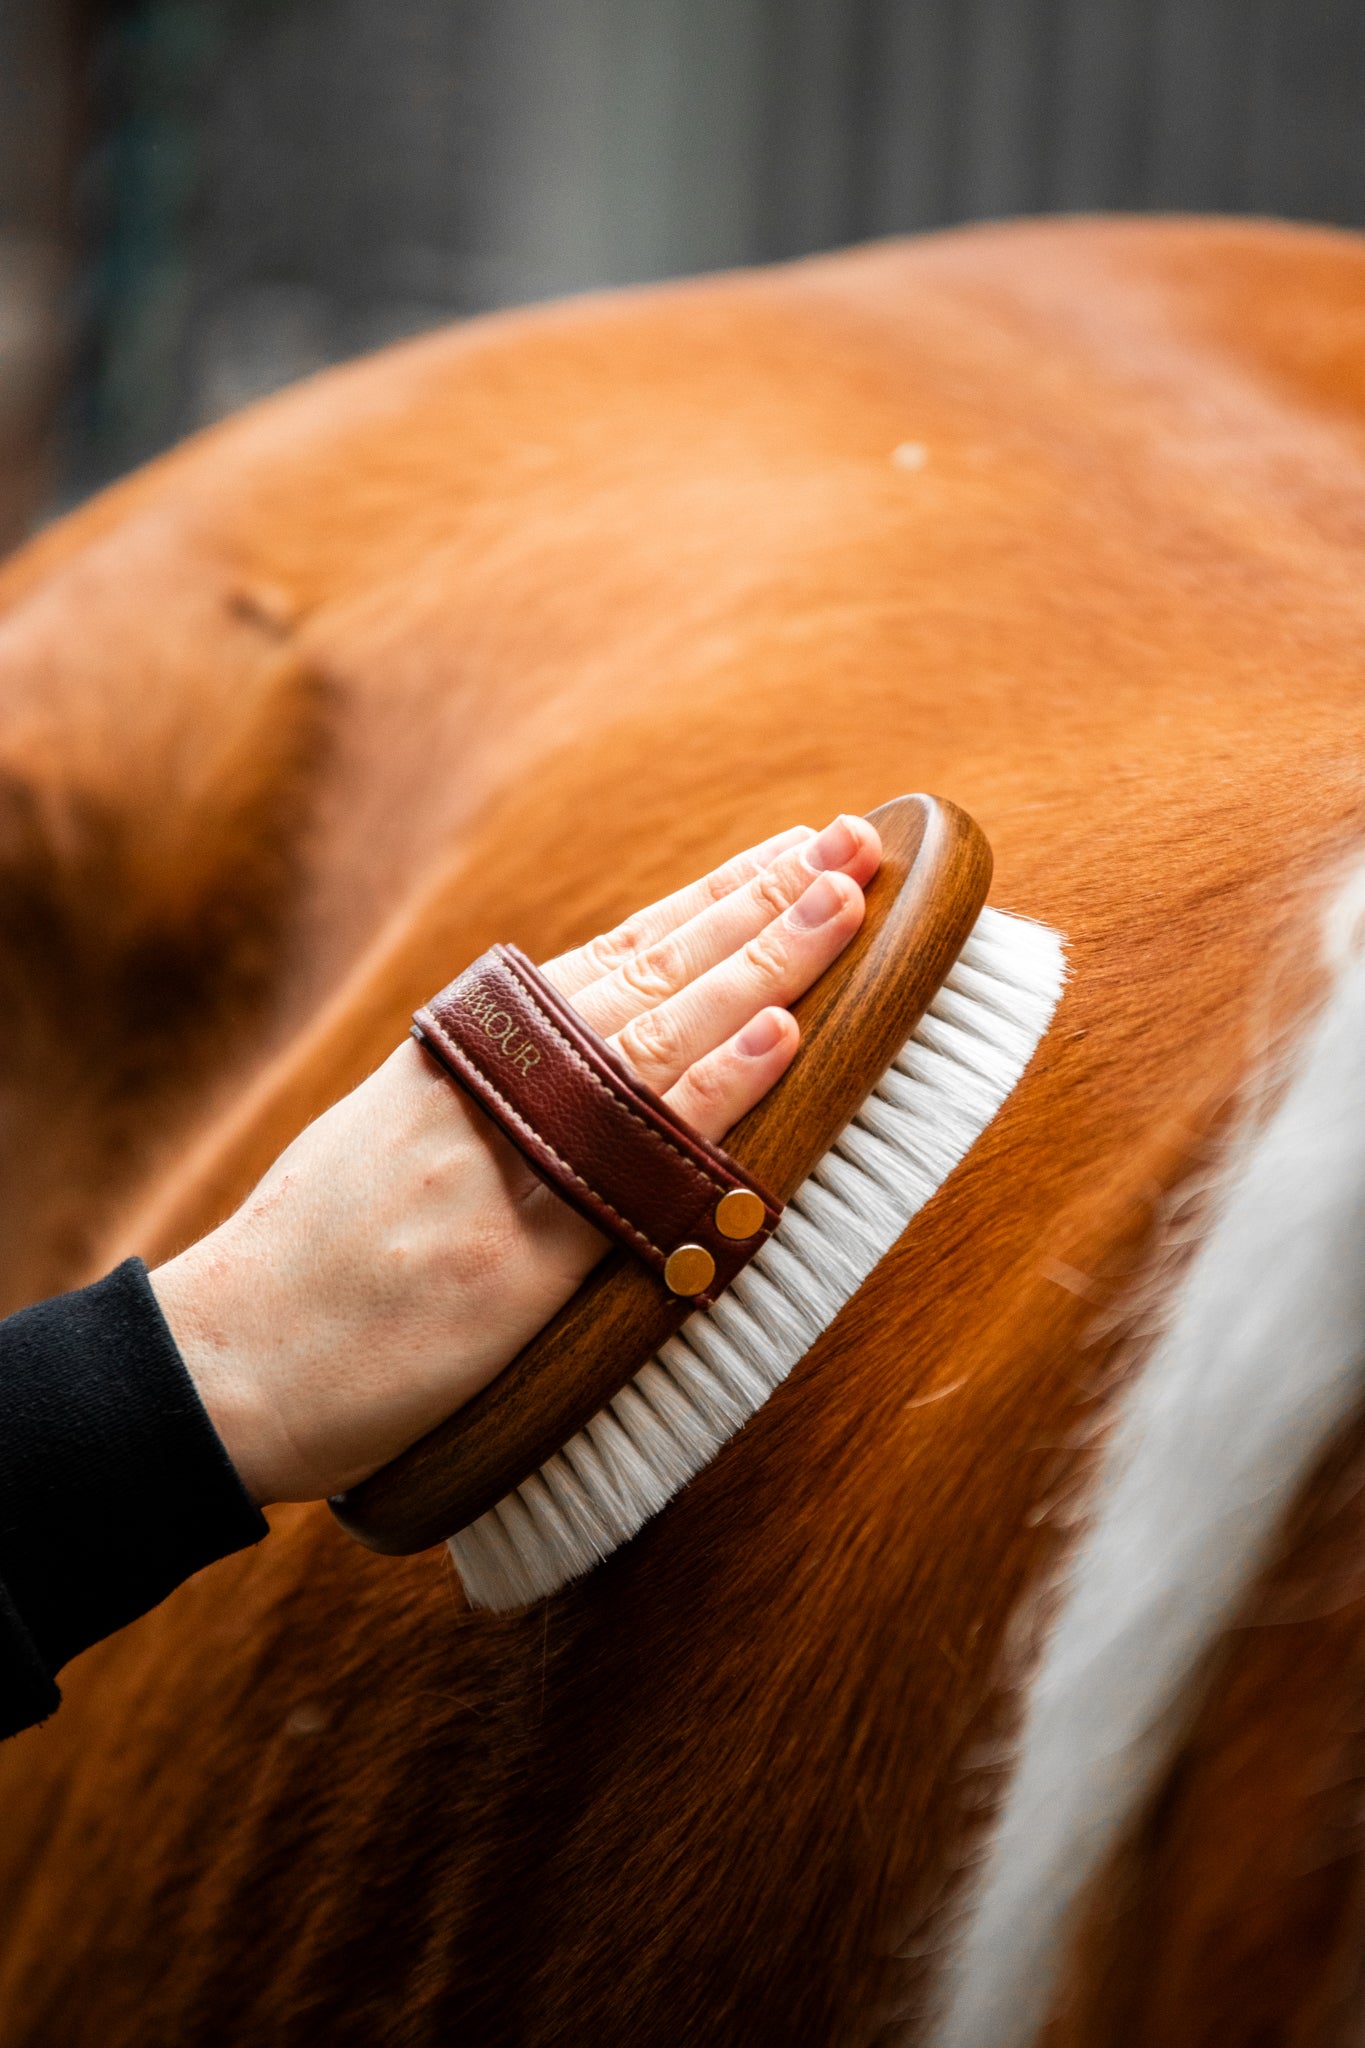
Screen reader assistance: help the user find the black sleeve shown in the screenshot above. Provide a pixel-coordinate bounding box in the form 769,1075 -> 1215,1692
0,1258 -> 268,1740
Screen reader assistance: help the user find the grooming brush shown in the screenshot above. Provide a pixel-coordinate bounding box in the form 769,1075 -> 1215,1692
331,794 -> 1065,1609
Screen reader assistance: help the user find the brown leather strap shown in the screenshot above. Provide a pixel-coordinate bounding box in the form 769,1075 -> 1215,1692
412,944 -> 781,1305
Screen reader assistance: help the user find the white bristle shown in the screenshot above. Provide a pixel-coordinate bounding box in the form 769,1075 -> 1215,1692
449,905 -> 1066,1612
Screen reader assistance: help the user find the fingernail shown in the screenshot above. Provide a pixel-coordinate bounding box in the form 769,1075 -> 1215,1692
755,825 -> 814,866
737,1008 -> 785,1057
805,816 -> 857,872
789,873 -> 844,929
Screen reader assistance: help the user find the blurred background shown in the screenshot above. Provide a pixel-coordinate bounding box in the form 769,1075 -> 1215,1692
2,0 -> 1363,550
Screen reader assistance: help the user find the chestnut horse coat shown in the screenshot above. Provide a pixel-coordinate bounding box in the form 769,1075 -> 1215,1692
1,217 -> 1364,2046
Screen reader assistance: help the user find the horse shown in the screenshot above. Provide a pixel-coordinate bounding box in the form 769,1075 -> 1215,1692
0,214 -> 1363,2046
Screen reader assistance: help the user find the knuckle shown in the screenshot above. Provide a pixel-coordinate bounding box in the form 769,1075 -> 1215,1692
584,916 -> 646,978
681,1056 -> 728,1117
617,1004 -> 683,1078
742,923 -> 790,986
748,867 -> 796,921
701,855 -> 750,909
618,936 -> 682,1006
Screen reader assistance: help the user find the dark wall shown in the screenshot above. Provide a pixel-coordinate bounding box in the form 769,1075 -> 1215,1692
0,0 -> 83,543
764,0 -> 1365,249
25,0 -> 1365,494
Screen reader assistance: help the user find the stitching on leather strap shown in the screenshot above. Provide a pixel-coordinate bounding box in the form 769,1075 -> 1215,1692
415,943 -> 780,1303
417,1014 -> 667,1262
499,952 -> 722,1209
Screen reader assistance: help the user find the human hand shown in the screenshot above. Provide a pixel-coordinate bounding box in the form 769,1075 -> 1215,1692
150,814 -> 882,1505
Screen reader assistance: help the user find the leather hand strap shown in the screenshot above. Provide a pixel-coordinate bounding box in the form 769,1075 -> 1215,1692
412,944 -> 782,1305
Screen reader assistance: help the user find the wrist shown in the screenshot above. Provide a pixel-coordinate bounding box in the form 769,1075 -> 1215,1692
149,1233 -> 281,1506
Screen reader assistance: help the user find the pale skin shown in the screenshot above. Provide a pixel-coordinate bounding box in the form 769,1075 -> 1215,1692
151,814 -> 882,1506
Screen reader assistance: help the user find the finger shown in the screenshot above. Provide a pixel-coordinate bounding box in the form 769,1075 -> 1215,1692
541,825 -> 814,998
611,868 -> 866,1094
662,1007 -> 800,1142
569,813 -> 882,1039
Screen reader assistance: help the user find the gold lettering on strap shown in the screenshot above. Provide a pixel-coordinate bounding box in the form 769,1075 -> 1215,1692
453,978 -> 542,1073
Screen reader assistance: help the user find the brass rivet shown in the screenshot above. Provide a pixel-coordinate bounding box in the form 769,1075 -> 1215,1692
715,1188 -> 766,1240
664,1243 -> 716,1297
